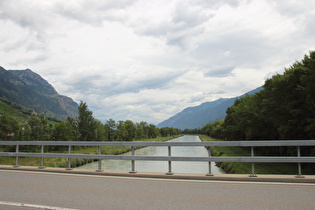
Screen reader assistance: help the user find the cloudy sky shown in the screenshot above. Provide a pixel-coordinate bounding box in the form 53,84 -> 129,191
1,0 -> 314,125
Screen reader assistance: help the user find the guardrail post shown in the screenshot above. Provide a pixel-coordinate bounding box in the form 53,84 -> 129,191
14,144 -> 20,167
166,146 -> 173,175
39,145 -> 45,169
129,146 -> 137,173
249,146 -> 257,177
66,145 -> 73,170
206,146 -> 213,176
96,146 -> 103,172
295,146 -> 305,178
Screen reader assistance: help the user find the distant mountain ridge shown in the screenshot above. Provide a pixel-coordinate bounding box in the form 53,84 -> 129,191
10,69 -> 58,95
157,87 -> 263,129
0,66 -> 78,120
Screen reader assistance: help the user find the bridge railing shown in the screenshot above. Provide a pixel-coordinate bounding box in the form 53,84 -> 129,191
1,140 -> 315,177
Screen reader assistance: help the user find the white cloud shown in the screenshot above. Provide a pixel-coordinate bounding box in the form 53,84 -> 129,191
1,0 -> 314,124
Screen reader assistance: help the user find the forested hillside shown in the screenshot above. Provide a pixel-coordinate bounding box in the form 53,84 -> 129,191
223,51 -> 315,141
200,51 -> 315,141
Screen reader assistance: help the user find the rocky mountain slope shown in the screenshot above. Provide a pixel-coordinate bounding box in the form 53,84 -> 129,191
0,66 -> 78,120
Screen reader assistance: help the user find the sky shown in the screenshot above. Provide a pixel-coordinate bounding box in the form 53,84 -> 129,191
1,0 -> 314,125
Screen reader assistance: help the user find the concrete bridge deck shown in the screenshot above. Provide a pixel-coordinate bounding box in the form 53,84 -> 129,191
1,165 -> 315,183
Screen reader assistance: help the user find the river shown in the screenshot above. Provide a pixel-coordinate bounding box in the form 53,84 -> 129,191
78,135 -> 225,174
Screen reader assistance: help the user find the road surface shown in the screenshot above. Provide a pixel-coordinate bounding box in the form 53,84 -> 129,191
0,170 -> 314,209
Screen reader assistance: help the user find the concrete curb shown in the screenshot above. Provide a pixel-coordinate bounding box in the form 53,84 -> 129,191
1,165 -> 315,183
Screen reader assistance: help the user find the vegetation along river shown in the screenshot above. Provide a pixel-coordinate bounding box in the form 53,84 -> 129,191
79,135 -> 225,174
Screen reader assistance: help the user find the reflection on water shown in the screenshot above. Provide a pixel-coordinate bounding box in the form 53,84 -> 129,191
78,135 -> 224,174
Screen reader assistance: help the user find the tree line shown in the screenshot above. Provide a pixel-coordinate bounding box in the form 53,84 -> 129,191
224,51 -> 315,141
185,51 -> 315,142
0,101 -> 181,141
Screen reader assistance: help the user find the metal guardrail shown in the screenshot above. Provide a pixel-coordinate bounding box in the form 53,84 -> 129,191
1,140 -> 315,177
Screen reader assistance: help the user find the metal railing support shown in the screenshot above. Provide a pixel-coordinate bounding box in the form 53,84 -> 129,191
129,146 -> 136,173
14,144 -> 20,167
66,145 -> 73,170
249,146 -> 257,177
296,146 -> 305,178
166,146 -> 173,175
96,146 -> 103,172
206,146 -> 213,176
39,145 -> 45,169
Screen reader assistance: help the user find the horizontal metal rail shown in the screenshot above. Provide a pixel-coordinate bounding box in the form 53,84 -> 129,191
1,140 -> 315,147
1,152 -> 315,163
1,140 -> 314,177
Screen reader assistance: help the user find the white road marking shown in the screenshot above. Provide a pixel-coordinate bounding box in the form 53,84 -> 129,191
0,201 -> 78,210
1,169 -> 315,186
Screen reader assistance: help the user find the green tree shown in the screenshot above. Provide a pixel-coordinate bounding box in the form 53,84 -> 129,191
0,114 -> 20,140
77,101 -> 97,141
223,51 -> 315,140
66,116 -> 79,141
135,122 -> 143,140
139,121 -> 149,139
124,120 -> 136,141
94,119 -> 106,141
223,93 -> 276,140
53,121 -> 71,141
116,120 -> 128,141
148,124 -> 159,138
260,51 -> 315,139
211,120 -> 224,139
106,119 -> 116,141
160,127 -> 170,137
23,113 -> 53,141
300,52 -> 315,138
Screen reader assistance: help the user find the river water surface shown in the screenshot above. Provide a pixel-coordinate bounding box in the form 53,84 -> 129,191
79,135 -> 224,174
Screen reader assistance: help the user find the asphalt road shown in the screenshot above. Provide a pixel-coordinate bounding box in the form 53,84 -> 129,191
0,170 -> 314,210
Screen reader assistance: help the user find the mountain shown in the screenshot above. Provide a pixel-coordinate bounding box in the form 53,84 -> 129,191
157,87 -> 263,129
10,69 -> 57,95
0,66 -> 78,120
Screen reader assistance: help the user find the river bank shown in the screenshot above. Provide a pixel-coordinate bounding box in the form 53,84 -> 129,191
198,134 -> 253,174
198,135 -> 315,175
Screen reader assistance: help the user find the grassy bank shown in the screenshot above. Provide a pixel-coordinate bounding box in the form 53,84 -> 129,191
0,135 -> 183,168
0,100 -> 30,124
198,134 -> 311,175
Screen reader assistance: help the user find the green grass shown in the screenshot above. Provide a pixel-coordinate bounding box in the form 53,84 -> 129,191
0,98 -> 60,126
0,135 -> 183,168
198,135 -> 313,175
0,100 -> 30,124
